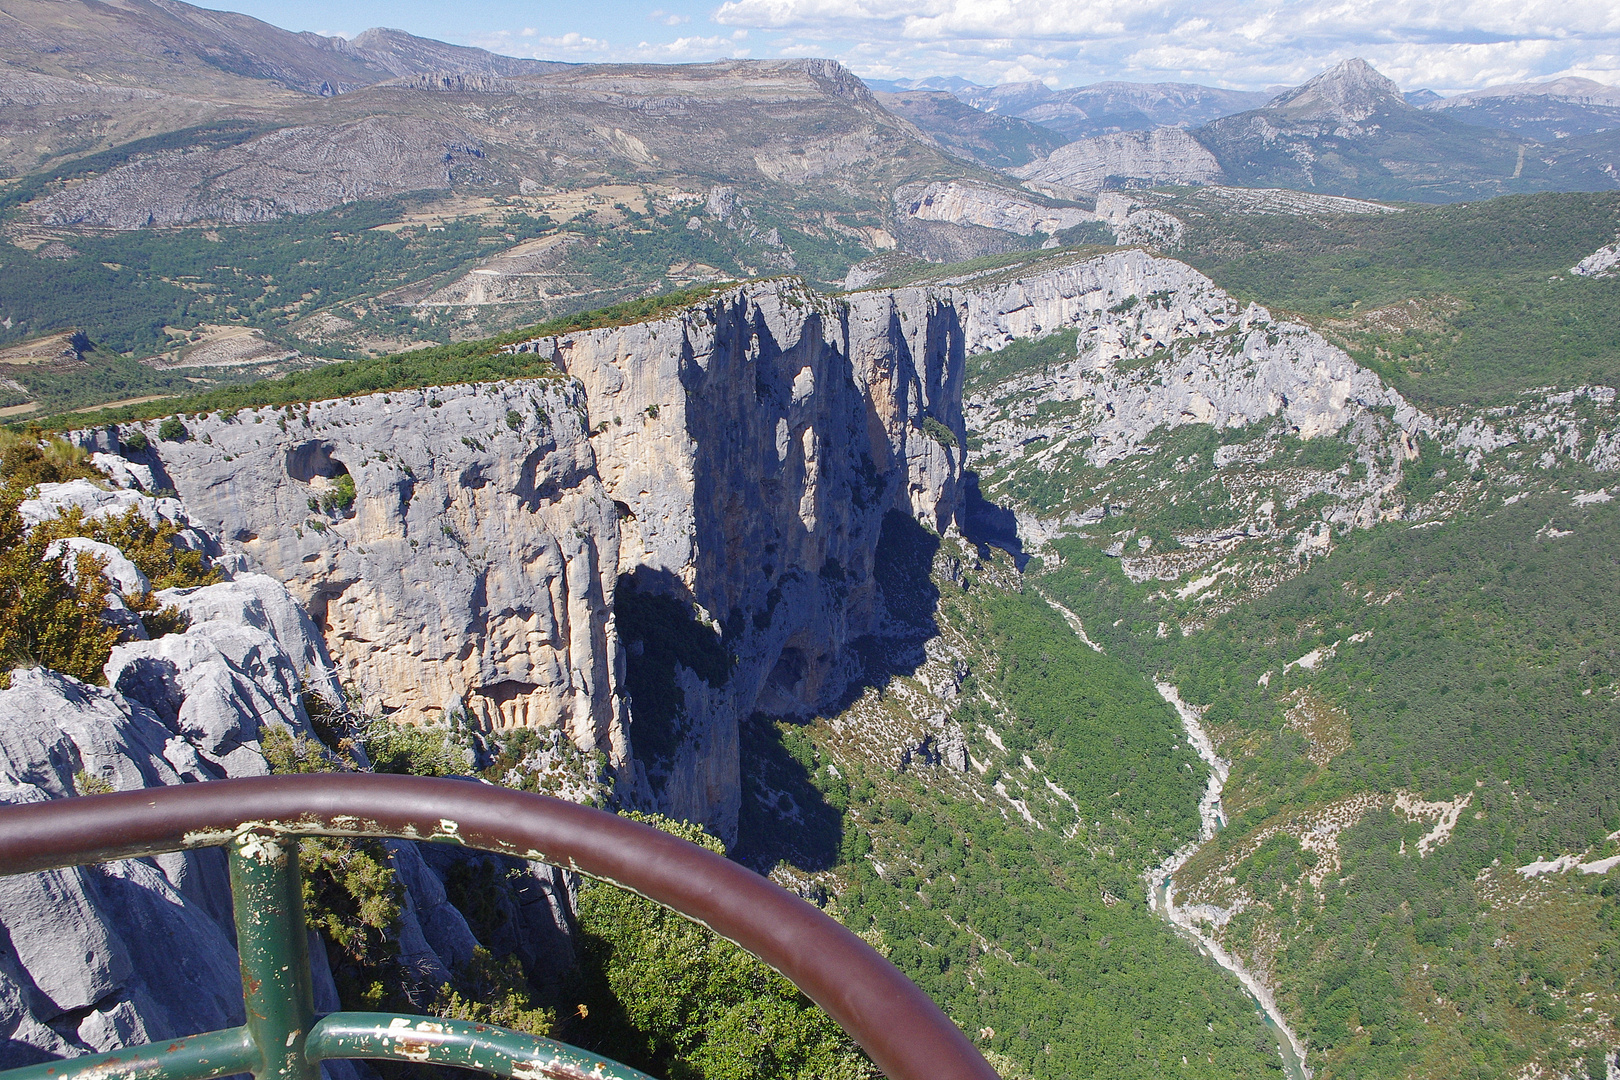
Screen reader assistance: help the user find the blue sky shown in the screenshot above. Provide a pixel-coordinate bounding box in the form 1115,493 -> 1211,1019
217,0 -> 1620,95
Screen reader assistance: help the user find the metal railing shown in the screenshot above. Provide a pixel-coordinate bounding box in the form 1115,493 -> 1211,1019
0,774 -> 999,1080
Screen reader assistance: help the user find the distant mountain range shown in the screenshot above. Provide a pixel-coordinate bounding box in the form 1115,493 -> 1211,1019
996,60 -> 1620,202
1424,77 -> 1620,141
869,68 -> 1620,147
0,0 -> 1082,369
866,76 -> 1272,140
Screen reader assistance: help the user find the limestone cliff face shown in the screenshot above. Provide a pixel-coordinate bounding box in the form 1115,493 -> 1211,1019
895,180 -> 1096,237
1013,127 -> 1223,191
504,279 -> 968,832
128,380 -> 625,758
112,279 -> 974,838
961,249 -> 1421,468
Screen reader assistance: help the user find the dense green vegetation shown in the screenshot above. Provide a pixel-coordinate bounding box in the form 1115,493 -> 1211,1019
563,813 -> 874,1080
1043,491 -> 1620,855
1029,486 -> 1620,1077
961,587 -> 1205,858
264,712 -> 872,1080
737,523 -> 1284,1080
0,345 -> 205,415
1173,191 -> 1620,406
831,766 -> 1282,1080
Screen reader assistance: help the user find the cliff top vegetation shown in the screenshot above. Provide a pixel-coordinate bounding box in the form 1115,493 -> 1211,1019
28,282 -> 737,431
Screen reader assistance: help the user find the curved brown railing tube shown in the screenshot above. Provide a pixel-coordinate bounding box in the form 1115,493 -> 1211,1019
0,773 -> 1000,1080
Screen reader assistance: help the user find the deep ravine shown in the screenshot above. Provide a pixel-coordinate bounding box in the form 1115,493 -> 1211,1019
1146,682 -> 1311,1080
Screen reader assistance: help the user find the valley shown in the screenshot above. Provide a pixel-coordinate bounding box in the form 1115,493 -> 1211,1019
0,4 -> 1618,1079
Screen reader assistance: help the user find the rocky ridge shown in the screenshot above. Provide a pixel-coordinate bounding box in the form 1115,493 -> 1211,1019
876,78 -> 1270,141
896,180 -> 1097,239
33,116 -> 490,229
1014,127 -> 1223,192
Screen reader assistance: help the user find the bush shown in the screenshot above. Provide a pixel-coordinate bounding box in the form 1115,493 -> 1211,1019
320,471 -> 356,514
121,430 -> 148,453
157,418 -> 187,441
920,416 -> 958,449
0,485 -> 120,686
564,812 -> 875,1080
261,728 -> 404,1002
431,947 -> 556,1037
0,430 -> 102,487
360,719 -> 472,777
49,505 -> 222,590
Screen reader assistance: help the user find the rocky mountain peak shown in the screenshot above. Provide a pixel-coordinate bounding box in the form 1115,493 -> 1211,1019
1265,58 -> 1409,122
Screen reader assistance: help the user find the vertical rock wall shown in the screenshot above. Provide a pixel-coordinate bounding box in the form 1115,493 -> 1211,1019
134,381 -> 626,760
504,279 -> 968,835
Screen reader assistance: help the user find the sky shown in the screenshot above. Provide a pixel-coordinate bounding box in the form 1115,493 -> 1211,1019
216,0 -> 1620,96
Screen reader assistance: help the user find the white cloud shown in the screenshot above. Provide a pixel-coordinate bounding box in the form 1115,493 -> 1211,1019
709,0 -> 1620,92
470,29 -> 611,58
632,33 -> 753,58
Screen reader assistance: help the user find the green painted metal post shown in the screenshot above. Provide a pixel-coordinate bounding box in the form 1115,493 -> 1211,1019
307,1013 -> 659,1080
228,831 -> 320,1080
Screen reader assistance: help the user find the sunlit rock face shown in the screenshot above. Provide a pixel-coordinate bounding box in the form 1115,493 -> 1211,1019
129,380 -> 626,758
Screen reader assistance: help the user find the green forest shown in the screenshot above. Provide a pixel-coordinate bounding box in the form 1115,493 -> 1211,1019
1027,479 -> 1620,1078
1171,191 -> 1620,406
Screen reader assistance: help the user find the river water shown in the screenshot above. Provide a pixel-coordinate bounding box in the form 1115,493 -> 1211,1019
1146,683 -> 1312,1080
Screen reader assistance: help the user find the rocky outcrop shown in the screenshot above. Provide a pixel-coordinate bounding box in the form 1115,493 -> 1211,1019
117,380 -> 624,756
98,276 -> 972,838
1574,239 -> 1620,278
895,180 -> 1097,237
1262,58 -> 1410,124
964,251 -> 1420,468
1094,193 -> 1185,249
502,279 -> 968,833
1014,127 -> 1223,191
0,669 -> 246,1068
0,559 -> 333,1068
1178,186 -> 1400,217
